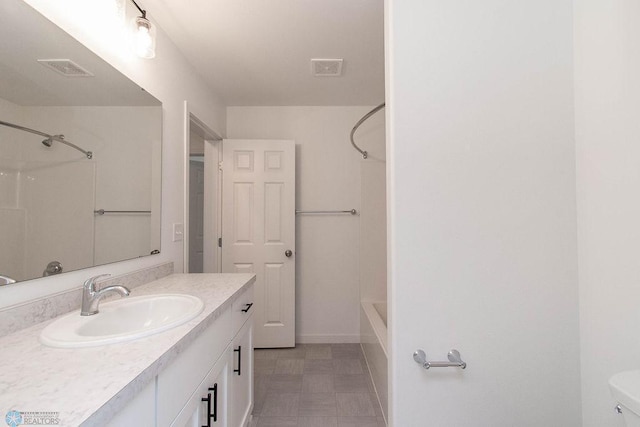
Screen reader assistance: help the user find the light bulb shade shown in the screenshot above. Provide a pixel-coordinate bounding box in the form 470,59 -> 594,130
133,16 -> 156,59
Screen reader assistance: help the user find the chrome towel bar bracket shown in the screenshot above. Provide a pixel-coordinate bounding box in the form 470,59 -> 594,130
413,349 -> 466,370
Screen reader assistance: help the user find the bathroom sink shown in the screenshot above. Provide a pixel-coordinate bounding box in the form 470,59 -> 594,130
40,294 -> 204,348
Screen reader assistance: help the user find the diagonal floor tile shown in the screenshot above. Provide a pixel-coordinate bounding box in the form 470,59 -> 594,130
305,345 -> 333,359
274,359 -> 305,375
304,359 -> 334,374
299,416 -> 339,427
260,393 -> 300,417
255,359 -> 277,375
331,344 -> 364,359
267,374 -> 303,393
338,417 -> 381,426
333,359 -> 365,375
302,374 -> 335,393
299,392 -> 338,416
256,416 -> 298,427
333,374 -> 374,393
336,393 -> 376,417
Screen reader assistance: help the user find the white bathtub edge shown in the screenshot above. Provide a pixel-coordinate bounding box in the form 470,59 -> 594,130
360,300 -> 388,424
361,300 -> 388,358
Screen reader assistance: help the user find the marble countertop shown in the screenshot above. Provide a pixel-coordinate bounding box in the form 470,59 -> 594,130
0,273 -> 255,426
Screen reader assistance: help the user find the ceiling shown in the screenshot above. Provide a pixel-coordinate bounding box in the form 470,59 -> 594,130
0,0 -> 160,106
151,0 -> 385,106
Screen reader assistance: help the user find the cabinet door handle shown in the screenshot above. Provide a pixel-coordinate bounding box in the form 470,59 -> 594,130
241,303 -> 253,313
201,383 -> 218,426
201,392 -> 211,427
234,346 -> 242,375
210,384 -> 218,422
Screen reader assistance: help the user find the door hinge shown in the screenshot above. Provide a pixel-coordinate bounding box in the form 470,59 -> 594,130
218,161 -> 223,171
218,237 -> 222,248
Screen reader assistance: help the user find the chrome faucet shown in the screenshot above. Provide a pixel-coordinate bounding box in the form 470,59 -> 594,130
0,275 -> 16,286
81,274 -> 130,316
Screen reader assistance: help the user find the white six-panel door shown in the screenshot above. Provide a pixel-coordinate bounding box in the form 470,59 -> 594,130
222,139 -> 296,348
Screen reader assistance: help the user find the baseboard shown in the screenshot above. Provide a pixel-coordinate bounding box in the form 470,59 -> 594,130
296,334 -> 361,344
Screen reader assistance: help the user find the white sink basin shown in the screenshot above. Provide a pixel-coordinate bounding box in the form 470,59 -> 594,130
40,294 -> 204,348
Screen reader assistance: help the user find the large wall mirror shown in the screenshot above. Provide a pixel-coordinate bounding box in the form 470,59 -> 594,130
0,0 -> 162,284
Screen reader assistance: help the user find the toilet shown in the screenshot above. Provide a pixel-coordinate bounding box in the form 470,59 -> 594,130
610,371 -> 640,426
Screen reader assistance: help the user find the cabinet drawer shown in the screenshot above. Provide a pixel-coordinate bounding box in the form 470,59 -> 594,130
231,285 -> 254,334
157,309 -> 232,427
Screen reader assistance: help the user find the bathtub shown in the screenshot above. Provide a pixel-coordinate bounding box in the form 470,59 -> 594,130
361,301 -> 388,423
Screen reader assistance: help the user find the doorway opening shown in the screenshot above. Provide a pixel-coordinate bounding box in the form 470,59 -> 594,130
184,106 -> 223,273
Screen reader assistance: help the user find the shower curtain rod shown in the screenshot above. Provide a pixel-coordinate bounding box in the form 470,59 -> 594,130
0,119 -> 93,159
350,103 -> 385,159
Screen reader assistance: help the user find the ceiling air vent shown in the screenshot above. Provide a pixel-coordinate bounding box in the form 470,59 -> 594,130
311,59 -> 343,77
37,59 -> 94,77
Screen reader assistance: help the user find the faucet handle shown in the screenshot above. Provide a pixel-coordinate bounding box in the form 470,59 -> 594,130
83,274 -> 111,291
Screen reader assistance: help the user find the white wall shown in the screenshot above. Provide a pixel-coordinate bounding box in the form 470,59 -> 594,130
228,106 -> 385,343
360,160 -> 386,303
357,104 -> 387,305
387,0 -> 581,425
575,1 -> 640,425
0,0 -> 226,306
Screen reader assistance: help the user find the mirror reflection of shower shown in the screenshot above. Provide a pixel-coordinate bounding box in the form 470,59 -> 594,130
0,119 -> 93,159
41,136 -> 54,147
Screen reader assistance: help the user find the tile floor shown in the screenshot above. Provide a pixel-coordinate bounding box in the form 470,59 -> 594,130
250,344 -> 386,427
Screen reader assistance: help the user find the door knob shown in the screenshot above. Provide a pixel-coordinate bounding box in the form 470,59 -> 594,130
285,250 -> 293,257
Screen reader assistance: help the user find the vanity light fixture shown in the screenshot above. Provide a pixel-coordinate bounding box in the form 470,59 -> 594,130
130,0 -> 156,59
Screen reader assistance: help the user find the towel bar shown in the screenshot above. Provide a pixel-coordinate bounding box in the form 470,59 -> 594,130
413,349 -> 466,370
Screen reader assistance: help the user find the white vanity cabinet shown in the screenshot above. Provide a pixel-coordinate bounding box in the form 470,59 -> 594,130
229,320 -> 253,427
156,283 -> 255,427
171,349 -> 230,427
157,309 -> 233,426
228,285 -> 255,427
